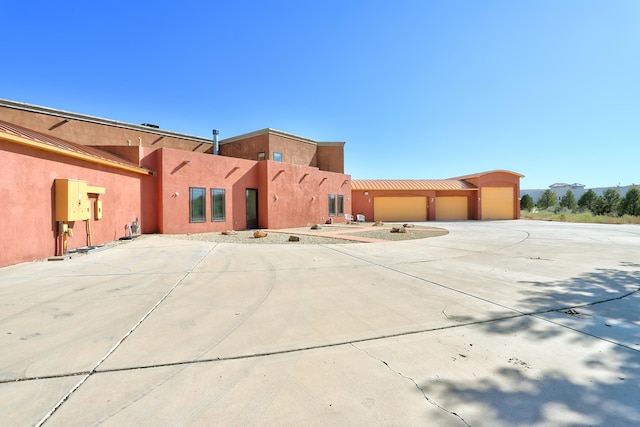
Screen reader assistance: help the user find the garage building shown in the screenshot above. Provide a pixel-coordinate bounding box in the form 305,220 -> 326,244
351,171 -> 523,222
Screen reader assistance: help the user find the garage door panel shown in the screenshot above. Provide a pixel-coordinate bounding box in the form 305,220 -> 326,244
482,187 -> 514,220
435,197 -> 468,220
374,197 -> 427,221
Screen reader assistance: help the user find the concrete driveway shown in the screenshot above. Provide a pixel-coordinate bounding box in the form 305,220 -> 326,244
1,220 -> 639,426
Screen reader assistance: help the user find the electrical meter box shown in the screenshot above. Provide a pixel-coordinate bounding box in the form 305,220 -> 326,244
94,199 -> 103,220
55,179 -> 91,221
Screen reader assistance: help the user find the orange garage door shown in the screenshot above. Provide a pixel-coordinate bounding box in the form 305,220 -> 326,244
482,187 -> 514,220
374,197 -> 427,221
435,196 -> 468,220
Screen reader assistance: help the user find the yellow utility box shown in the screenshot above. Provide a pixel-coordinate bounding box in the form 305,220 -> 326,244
55,179 -> 106,222
55,179 -> 90,221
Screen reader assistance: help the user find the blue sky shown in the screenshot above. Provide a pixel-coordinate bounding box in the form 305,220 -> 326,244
2,1 -> 638,189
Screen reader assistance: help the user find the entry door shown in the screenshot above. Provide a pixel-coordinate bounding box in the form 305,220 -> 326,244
246,188 -> 258,229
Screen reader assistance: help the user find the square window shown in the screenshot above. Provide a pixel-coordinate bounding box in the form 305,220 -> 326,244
211,188 -> 226,221
189,187 -> 206,223
273,152 -> 282,162
258,152 -> 266,161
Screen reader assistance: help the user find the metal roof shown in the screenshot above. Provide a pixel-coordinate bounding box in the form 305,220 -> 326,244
449,169 -> 525,180
0,120 -> 152,175
0,98 -> 213,144
351,179 -> 478,191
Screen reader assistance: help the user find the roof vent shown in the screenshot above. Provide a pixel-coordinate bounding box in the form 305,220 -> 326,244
213,129 -> 219,155
141,123 -> 159,129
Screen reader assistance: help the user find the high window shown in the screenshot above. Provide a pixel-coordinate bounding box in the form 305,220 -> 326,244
337,195 -> 344,216
211,188 -> 226,221
273,152 -> 282,162
189,187 -> 206,222
328,194 -> 336,216
258,152 -> 266,161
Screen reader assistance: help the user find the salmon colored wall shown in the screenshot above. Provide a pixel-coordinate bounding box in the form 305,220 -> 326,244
316,145 -> 345,173
140,148 -> 160,233
0,106 -> 213,153
263,161 -> 351,229
156,148 -> 262,234
97,145 -> 144,165
218,134 -> 269,161
0,140 -> 146,267
268,134 -> 318,167
219,132 -> 320,168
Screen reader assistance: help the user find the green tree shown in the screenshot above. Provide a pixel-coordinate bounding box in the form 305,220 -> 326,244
520,194 -> 534,211
559,190 -> 577,210
578,189 -> 599,213
618,186 -> 640,216
537,190 -> 557,210
595,188 -> 621,216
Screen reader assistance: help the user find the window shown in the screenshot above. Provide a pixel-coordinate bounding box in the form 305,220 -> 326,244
337,195 -> 344,216
189,187 -> 206,222
258,152 -> 266,161
328,194 -> 336,216
211,188 -> 226,221
273,152 -> 282,162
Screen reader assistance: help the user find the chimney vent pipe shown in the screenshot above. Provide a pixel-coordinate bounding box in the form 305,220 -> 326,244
212,129 -> 220,155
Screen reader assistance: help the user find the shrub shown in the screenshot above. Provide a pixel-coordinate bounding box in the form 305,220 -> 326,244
537,190 -> 557,210
520,194 -> 534,211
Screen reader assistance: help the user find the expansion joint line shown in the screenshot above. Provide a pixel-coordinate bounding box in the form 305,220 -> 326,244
350,343 -> 471,427
324,245 -> 640,353
35,244 -> 219,427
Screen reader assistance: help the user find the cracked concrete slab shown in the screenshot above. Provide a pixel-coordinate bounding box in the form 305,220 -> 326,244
354,315 -> 640,426
0,220 -> 639,426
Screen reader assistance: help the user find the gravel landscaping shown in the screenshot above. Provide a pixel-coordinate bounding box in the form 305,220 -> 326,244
165,223 -> 448,244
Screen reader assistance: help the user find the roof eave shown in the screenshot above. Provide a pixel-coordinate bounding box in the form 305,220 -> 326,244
0,131 -> 153,176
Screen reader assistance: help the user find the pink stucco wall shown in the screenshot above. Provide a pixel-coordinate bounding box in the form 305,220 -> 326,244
156,148 -> 262,234
263,161 -> 351,229
0,141 -> 146,267
155,147 -> 351,233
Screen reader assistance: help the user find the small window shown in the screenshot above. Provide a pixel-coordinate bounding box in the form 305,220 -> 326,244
189,187 -> 206,223
337,195 -> 344,216
258,152 -> 266,161
273,152 -> 282,162
328,194 -> 336,216
211,188 -> 226,221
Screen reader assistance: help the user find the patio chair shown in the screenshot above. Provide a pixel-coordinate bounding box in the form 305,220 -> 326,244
356,214 -> 365,222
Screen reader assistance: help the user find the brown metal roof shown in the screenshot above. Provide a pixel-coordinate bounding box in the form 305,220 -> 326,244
449,169 -> 524,180
351,179 -> 478,191
0,120 -> 151,174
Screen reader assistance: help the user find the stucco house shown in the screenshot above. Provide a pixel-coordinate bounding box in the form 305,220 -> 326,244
0,98 -> 523,267
0,99 -> 350,267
